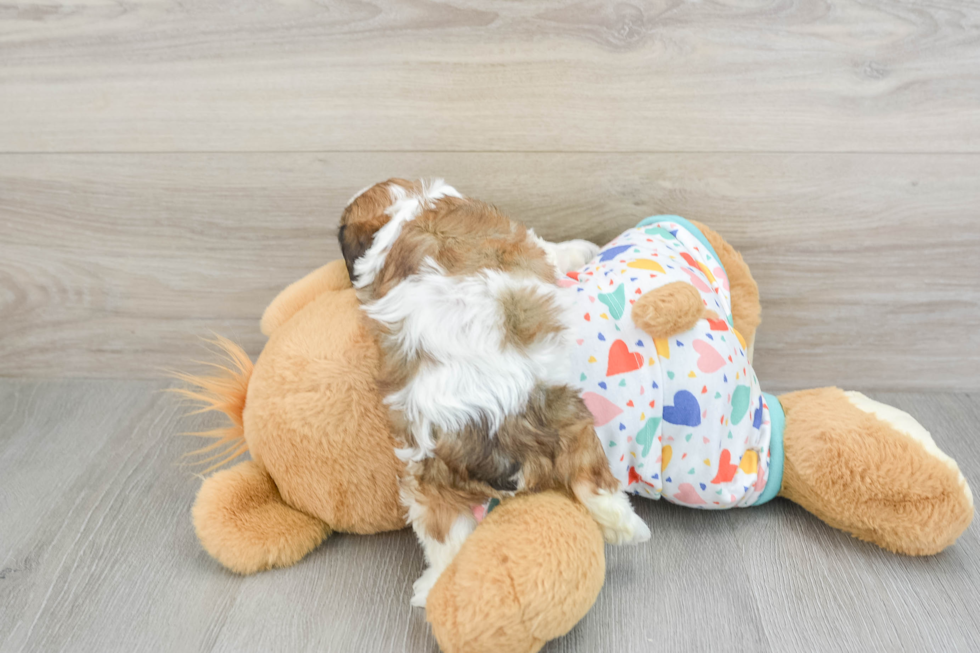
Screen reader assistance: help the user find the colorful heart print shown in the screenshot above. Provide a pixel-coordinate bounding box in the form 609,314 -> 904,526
710,449 -> 739,484
693,340 -> 726,373
673,483 -> 707,505
606,339 -> 644,376
662,390 -> 702,427
582,392 -> 624,426
598,284 -> 626,320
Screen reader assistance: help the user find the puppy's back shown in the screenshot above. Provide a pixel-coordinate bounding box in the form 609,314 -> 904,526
366,260 -> 576,463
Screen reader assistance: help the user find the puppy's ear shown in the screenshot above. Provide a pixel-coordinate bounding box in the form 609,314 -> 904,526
338,221 -> 373,282
338,178 -> 419,283
338,180 -> 402,282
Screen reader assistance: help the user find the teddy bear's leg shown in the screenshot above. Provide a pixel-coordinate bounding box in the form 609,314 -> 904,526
260,259 -> 352,335
426,491 -> 605,653
193,460 -> 331,573
777,387 -> 973,555
632,281 -> 706,338
690,220 -> 761,360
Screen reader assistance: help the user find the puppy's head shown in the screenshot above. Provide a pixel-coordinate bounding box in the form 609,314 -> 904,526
338,178 -> 412,283
338,178 -> 463,287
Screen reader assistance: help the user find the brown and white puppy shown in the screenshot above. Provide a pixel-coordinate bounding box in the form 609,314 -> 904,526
340,179 -> 650,607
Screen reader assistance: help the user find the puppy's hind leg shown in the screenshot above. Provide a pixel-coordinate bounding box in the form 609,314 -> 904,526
573,481 -> 650,545
551,390 -> 650,545
402,476 -> 479,608
410,511 -> 477,608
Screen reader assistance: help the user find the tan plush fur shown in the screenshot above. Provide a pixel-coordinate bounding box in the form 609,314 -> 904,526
171,335 -> 253,473
426,491 -> 605,653
182,260 -> 405,576
691,220 -> 762,347
180,259 -> 606,646
244,266 -> 405,534
193,460 -> 331,573
180,212 -> 971,653
632,281 -> 706,338
259,259 -> 351,336
778,387 -> 973,555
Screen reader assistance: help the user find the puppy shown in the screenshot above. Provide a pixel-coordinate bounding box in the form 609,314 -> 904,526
339,179 -> 650,607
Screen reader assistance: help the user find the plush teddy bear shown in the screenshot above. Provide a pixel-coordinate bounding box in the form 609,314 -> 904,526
178,217 -> 973,653
179,257 -> 606,653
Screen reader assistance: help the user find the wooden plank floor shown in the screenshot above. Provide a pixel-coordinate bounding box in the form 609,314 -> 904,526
1,380 -> 978,653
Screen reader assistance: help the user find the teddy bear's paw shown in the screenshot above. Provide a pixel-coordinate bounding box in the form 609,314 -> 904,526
410,565 -> 443,608
579,488 -> 651,545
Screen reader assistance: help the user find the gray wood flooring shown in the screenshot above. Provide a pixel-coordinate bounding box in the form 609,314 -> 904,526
1,380 -> 978,652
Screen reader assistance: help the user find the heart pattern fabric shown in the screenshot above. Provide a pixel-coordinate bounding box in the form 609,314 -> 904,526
562,217 -> 775,509
606,339 -> 644,376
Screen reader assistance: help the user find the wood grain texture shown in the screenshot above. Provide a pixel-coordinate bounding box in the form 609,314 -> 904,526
1,0 -> 980,153
1,381 -> 978,652
0,380 -> 434,653
2,153 -> 978,389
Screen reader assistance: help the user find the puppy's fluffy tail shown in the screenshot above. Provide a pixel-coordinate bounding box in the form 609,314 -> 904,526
169,335 -> 254,473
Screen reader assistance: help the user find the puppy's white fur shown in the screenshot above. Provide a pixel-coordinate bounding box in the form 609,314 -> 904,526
407,505 -> 477,607
529,230 -> 601,278
574,484 -> 651,545
357,184 -> 646,607
365,259 -> 578,462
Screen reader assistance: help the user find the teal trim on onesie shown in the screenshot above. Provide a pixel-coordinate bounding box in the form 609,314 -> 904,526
755,393 -> 785,506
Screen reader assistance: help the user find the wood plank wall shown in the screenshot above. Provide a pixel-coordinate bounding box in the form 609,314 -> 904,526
1,1 -> 978,389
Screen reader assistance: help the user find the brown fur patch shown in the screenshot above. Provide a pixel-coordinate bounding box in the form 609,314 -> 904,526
404,458 -> 495,542
499,285 -> 567,350
397,383 -> 620,544
371,198 -> 554,300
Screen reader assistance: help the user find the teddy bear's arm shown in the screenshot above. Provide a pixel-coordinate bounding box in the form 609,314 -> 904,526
632,281 -> 706,339
260,260 -> 352,336
689,220 -> 761,350
426,491 -> 605,653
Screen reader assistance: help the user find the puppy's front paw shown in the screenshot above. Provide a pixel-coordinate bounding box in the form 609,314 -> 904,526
557,239 -> 601,271
410,565 -> 443,608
